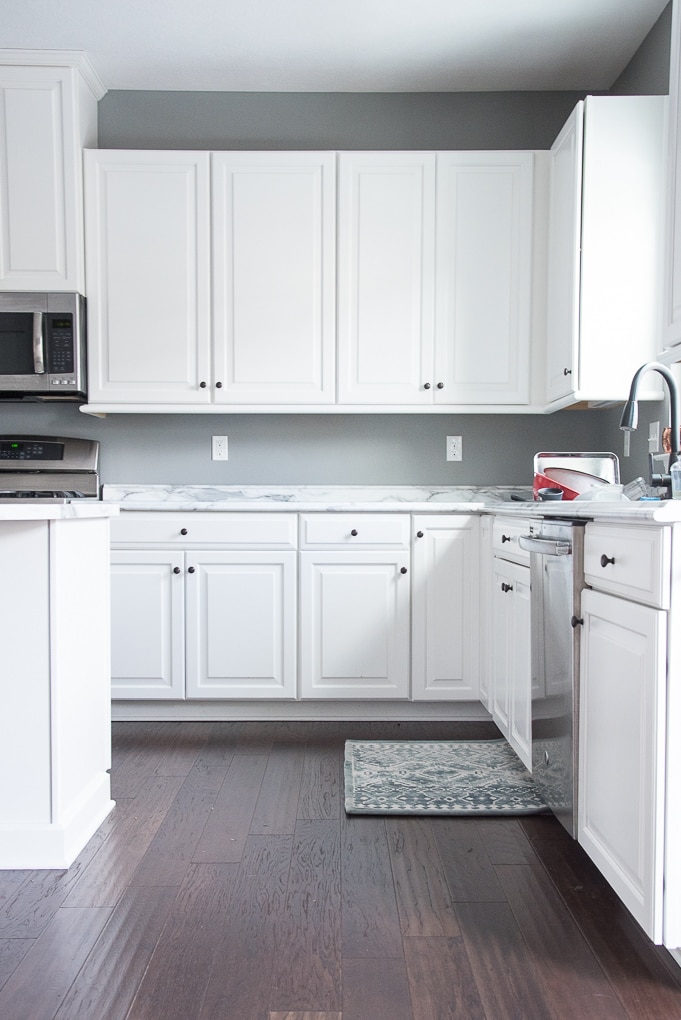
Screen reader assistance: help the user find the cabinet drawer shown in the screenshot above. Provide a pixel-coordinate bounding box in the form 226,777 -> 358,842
299,513 -> 410,549
110,512 -> 298,549
584,523 -> 670,608
492,516 -> 532,565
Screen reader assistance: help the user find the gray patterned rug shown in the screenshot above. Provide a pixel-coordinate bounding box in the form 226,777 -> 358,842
344,738 -> 549,816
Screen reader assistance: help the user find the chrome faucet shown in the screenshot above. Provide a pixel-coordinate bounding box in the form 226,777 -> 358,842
620,361 -> 681,498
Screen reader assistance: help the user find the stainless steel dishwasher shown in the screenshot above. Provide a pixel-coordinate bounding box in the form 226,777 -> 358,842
519,518 -> 586,836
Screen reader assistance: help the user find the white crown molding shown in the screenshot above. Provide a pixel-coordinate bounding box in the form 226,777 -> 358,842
0,48 -> 107,99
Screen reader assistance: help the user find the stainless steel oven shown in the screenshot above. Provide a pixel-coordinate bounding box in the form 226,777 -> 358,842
0,435 -> 99,501
520,518 -> 586,836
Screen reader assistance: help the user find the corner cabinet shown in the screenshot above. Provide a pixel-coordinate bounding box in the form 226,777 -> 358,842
0,52 -> 103,292
545,96 -> 666,409
84,150 -> 336,407
337,151 -> 534,407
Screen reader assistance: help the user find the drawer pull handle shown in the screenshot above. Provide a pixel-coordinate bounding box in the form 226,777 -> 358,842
400,567 -> 408,574
180,528 -> 188,536
600,554 -> 615,568
173,566 -> 181,575
416,530 -> 424,538
501,582 -> 513,593
501,534 -> 511,543
187,566 -> 195,574
350,529 -> 358,536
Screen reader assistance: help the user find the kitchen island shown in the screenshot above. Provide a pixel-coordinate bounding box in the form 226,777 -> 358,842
0,502 -> 117,869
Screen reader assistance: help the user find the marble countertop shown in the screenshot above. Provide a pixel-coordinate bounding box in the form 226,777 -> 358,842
99,483 -> 681,523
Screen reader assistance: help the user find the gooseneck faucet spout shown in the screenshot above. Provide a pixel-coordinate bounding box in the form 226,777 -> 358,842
620,361 -> 681,495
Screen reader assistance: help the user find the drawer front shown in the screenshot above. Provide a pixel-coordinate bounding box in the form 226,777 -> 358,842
110,512 -> 298,549
584,523 -> 670,608
492,516 -> 532,565
299,513 -> 410,549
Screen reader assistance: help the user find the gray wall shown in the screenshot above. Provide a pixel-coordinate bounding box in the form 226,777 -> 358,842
5,7 -> 669,489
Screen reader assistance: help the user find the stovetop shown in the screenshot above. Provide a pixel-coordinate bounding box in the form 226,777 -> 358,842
0,435 -> 100,501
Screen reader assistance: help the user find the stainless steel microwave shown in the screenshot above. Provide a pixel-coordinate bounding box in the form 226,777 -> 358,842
0,292 -> 87,400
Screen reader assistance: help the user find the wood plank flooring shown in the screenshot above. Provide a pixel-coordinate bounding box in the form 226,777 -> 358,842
1,720 -> 681,1019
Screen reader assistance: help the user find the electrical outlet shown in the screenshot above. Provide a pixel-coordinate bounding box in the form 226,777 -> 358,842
211,435 -> 228,461
649,421 -> 660,453
446,435 -> 462,462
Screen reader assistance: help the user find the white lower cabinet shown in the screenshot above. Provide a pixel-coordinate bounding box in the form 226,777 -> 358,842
411,514 -> 479,699
298,513 -> 411,698
110,513 -> 298,700
579,524 -> 670,943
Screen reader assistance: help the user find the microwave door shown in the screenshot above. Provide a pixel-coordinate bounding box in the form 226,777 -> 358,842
0,312 -> 49,393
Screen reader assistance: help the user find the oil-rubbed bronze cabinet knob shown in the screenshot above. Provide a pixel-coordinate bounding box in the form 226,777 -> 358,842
416,531 -> 424,538
351,529 -> 358,536
423,382 -> 431,390
187,566 -> 195,574
436,382 -> 444,389
180,528 -> 188,535
215,381 -> 223,388
400,567 -> 408,574
199,381 -> 207,388
600,554 -> 615,568
173,566 -> 181,574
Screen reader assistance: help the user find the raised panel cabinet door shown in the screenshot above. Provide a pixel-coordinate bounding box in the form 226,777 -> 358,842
411,515 -> 480,700
579,587 -> 667,942
299,551 -> 411,698
545,102 -> 583,405
491,560 -> 512,739
185,551 -> 297,699
84,150 -> 211,403
0,63 -> 97,291
435,152 -> 533,405
212,152 -> 336,404
110,550 -> 185,700
337,152 -> 436,405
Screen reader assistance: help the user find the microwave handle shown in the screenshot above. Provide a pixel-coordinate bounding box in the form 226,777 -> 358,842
33,312 -> 45,374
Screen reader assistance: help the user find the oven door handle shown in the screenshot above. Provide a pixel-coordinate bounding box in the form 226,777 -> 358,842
519,535 -> 571,556
33,311 -> 45,374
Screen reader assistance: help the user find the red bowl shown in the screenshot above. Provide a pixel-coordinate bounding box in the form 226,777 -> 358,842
533,472 -> 579,500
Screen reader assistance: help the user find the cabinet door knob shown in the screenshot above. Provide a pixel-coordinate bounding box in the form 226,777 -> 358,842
180,528 -> 188,536
199,381 -> 207,388
436,382 -> 444,390
215,381 -> 223,388
350,529 -> 358,536
187,566 -> 195,574
571,615 -> 584,628
173,566 -> 181,574
563,367 -> 572,376
600,554 -> 615,568
416,530 -> 424,538
501,534 -> 511,543
423,382 -> 431,390
400,566 -> 408,574
501,582 -> 513,593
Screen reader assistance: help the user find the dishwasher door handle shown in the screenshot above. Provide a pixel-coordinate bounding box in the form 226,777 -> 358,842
519,535 -> 572,556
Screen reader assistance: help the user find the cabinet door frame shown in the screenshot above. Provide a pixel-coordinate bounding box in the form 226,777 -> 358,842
299,549 -> 411,698
578,587 -> 667,942
84,149 -> 212,404
435,151 -> 533,405
110,549 -> 185,700
211,151 -> 336,404
411,514 -> 479,700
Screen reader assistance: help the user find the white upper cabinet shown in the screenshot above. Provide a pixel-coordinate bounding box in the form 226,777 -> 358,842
212,152 -> 336,404
84,150 -> 212,404
663,1 -> 681,353
545,96 -> 666,408
435,152 -> 533,405
337,151 -> 534,408
337,152 -> 436,405
0,53 -> 103,292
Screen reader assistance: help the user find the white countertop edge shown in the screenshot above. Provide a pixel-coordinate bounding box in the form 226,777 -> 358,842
0,503 -> 118,521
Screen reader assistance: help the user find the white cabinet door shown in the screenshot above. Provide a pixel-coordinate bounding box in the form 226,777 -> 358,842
545,97 -> 665,409
299,550 -> 411,698
579,587 -> 667,942
491,558 -> 531,769
435,152 -> 533,405
411,514 -> 479,700
185,551 -> 297,699
337,152 -> 436,405
212,152 -> 336,404
0,59 -> 99,292
84,150 -> 211,404
110,550 -> 185,700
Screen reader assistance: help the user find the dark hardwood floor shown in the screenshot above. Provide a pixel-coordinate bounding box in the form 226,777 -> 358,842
1,720 -> 681,1019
